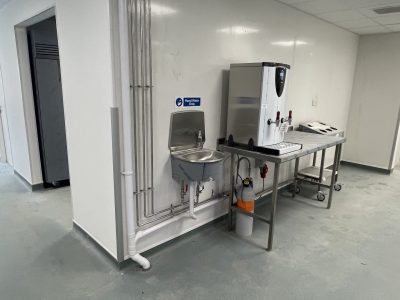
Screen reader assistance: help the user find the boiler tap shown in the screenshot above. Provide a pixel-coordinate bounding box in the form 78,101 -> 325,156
280,110 -> 293,125
267,111 -> 281,126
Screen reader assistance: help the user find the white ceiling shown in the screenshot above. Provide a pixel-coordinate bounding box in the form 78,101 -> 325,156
0,0 -> 11,10
278,0 -> 400,35
1,0 -> 400,35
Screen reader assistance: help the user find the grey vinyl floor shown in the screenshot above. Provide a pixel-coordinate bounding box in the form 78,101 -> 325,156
1,162 -> 399,300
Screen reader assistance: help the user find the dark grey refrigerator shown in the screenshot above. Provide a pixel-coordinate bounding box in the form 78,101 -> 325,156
28,17 -> 69,186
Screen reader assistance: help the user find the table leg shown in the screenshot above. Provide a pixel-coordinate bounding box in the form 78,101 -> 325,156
318,149 -> 326,191
228,154 -> 235,230
327,145 -> 340,209
335,143 -> 343,183
312,152 -> 317,167
293,158 -> 299,198
267,162 -> 280,251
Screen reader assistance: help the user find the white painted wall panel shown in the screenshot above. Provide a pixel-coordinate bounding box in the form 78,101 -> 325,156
0,0 -> 61,182
0,0 -> 118,258
147,0 -> 358,216
393,119 -> 400,168
0,2 -> 51,181
344,32 -> 400,170
0,65 -> 13,163
14,27 -> 43,184
56,0 -> 117,257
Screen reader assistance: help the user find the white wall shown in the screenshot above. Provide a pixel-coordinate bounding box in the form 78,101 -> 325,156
0,101 -> 6,162
393,118 -> 400,168
14,26 -> 43,184
132,0 -> 359,252
0,0 -> 359,260
149,0 -> 358,209
0,1 -> 52,180
0,65 -> 13,163
56,0 -> 118,257
0,0 -> 118,258
344,33 -> 400,170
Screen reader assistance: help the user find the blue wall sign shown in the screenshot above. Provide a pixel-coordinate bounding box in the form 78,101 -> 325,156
176,97 -> 201,107
183,97 -> 201,107
176,97 -> 183,107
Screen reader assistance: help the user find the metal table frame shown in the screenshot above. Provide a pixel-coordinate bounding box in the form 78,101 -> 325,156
307,143 -> 343,186
218,131 -> 345,251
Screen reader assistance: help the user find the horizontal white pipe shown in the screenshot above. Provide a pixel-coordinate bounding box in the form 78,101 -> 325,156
134,196 -> 226,241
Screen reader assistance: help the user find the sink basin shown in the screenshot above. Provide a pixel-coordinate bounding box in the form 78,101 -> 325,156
171,149 -> 225,182
175,149 -> 225,163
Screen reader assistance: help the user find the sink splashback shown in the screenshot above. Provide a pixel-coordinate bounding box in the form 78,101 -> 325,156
169,111 -> 205,152
169,111 -> 223,182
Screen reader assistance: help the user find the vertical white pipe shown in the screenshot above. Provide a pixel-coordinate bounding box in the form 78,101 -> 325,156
118,0 -> 150,270
188,182 -> 197,219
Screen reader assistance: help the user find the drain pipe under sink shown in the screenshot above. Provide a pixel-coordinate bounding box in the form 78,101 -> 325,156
188,182 -> 198,219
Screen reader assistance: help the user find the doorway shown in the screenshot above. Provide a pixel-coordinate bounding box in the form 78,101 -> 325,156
27,16 -> 69,187
23,16 -> 69,188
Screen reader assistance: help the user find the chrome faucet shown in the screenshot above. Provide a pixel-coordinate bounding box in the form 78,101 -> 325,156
196,130 -> 203,148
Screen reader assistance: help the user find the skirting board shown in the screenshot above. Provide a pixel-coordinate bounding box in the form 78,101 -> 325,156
134,197 -> 229,256
341,160 -> 392,175
14,170 -> 44,191
73,200 -> 229,269
127,189 -> 284,265
73,185 -> 287,269
73,221 -> 122,267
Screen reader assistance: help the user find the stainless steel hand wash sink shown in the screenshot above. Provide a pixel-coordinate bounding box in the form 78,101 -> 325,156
174,149 -> 225,163
169,111 -> 225,182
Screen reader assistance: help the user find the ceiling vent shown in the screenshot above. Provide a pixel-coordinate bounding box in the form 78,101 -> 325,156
373,5 -> 400,15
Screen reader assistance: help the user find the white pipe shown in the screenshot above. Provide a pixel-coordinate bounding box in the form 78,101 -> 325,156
134,197 -> 225,242
131,253 -> 151,269
188,182 -> 197,219
118,0 -> 150,270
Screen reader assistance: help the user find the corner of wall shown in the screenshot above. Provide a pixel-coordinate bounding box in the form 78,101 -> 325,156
14,26 -> 43,185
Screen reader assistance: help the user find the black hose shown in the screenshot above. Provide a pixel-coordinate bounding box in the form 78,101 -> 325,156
236,155 -> 252,184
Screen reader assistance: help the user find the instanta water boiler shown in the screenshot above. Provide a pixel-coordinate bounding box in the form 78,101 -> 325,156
226,62 -> 292,149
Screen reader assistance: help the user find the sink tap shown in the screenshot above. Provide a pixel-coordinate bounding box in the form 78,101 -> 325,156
196,130 -> 203,148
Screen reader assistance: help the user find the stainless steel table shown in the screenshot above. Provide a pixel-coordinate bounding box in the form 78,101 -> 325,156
218,131 -> 346,251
